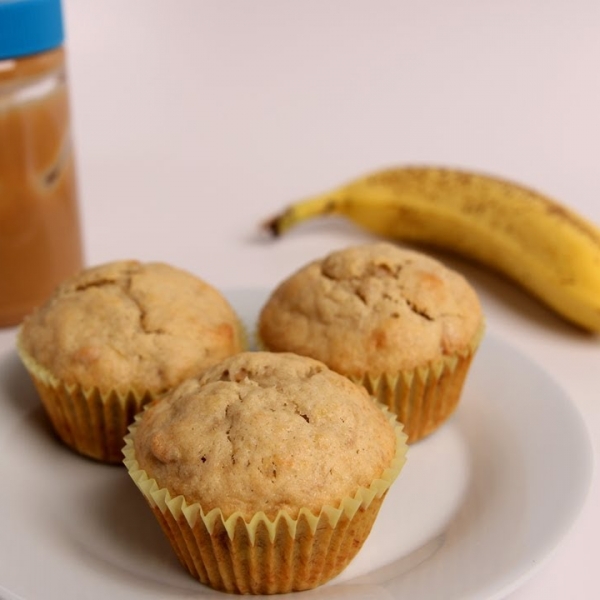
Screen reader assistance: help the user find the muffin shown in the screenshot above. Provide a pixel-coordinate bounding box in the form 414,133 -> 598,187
123,351 -> 407,594
17,260 -> 246,463
257,242 -> 484,443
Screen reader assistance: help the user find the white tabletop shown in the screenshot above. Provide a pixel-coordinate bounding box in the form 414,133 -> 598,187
6,1 -> 600,598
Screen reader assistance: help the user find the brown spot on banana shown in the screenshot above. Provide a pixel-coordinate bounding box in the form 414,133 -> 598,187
541,199 -> 600,248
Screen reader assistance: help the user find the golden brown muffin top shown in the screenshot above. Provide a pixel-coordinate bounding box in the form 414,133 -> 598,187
18,260 -> 245,394
258,243 -> 483,376
132,351 -> 398,519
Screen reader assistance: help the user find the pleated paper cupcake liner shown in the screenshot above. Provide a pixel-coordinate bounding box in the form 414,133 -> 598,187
16,319 -> 250,464
353,325 -> 485,443
123,408 -> 408,595
17,340 -> 153,464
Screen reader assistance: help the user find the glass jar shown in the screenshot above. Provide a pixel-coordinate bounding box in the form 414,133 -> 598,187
0,0 -> 84,327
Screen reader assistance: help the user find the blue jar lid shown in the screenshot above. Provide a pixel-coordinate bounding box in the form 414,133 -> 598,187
0,0 -> 64,60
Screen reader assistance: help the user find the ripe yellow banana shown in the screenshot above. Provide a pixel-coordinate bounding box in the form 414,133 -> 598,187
265,166 -> 600,333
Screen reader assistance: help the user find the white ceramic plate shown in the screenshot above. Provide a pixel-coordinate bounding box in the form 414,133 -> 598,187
0,288 -> 593,600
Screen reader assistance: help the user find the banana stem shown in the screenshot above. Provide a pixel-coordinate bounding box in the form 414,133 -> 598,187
263,194 -> 342,237
263,213 -> 290,237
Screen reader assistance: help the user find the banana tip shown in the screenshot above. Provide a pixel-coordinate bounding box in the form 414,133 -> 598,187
261,215 -> 284,237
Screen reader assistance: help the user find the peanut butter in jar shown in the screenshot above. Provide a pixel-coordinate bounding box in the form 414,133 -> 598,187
0,0 -> 84,327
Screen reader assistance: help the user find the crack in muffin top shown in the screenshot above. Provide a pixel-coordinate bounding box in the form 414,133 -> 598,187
18,260 -> 245,393
133,351 -> 398,519
258,243 -> 483,375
